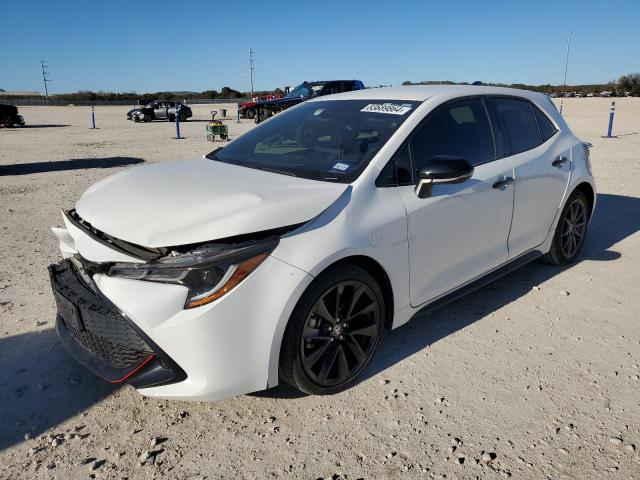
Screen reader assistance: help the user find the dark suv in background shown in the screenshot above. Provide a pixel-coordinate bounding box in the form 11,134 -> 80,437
0,104 -> 25,127
255,80 -> 364,122
127,101 -> 192,122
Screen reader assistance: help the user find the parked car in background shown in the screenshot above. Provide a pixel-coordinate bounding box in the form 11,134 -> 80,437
238,94 -> 282,119
254,80 -> 365,123
127,101 -> 192,122
49,85 -> 595,400
0,103 -> 25,127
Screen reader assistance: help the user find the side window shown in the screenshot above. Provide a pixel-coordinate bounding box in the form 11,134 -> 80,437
489,98 -> 542,155
321,82 -> 341,95
342,81 -> 357,91
411,98 -> 495,170
532,104 -> 558,142
377,142 -> 413,187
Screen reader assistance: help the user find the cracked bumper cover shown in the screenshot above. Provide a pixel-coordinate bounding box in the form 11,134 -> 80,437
49,259 -> 186,388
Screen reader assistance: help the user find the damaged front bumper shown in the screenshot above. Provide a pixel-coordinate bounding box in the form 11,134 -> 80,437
49,259 -> 186,387
49,209 -> 314,400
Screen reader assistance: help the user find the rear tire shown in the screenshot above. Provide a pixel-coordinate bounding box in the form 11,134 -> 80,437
245,108 -> 256,119
279,265 -> 384,395
542,190 -> 590,265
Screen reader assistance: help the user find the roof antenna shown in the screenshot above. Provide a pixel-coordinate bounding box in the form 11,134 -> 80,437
559,30 -> 571,114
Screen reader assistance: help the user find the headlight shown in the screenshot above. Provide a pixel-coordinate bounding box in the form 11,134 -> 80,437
108,238 -> 278,309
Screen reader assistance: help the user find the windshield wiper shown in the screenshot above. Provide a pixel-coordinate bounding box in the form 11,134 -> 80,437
252,164 -> 298,177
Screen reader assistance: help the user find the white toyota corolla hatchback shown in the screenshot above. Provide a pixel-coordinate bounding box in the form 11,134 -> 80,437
50,86 -> 596,400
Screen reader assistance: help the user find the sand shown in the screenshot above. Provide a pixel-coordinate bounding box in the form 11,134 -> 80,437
0,98 -> 639,479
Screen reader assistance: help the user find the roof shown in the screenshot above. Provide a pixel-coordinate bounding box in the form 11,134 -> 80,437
313,85 -> 548,103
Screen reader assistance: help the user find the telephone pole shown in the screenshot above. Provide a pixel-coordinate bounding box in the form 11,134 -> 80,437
249,48 -> 255,98
40,60 -> 51,99
559,31 -> 571,114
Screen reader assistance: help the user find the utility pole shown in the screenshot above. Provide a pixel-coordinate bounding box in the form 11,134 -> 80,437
559,31 -> 571,114
40,60 -> 51,99
249,48 -> 255,99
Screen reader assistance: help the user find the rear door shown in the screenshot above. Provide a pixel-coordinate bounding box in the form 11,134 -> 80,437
395,97 -> 515,306
486,97 -> 571,256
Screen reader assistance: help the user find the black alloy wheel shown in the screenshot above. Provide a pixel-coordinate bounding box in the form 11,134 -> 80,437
543,190 -> 590,265
280,265 -> 384,395
560,198 -> 587,258
301,280 -> 380,387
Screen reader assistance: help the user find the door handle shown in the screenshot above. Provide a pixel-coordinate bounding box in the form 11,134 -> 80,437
492,177 -> 514,189
552,156 -> 568,168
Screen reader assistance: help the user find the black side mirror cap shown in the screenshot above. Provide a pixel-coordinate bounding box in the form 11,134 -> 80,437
415,156 -> 474,198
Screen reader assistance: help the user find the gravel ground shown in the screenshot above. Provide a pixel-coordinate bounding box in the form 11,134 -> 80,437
0,98 -> 639,479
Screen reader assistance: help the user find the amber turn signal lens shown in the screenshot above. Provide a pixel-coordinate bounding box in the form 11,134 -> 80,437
185,253 -> 269,309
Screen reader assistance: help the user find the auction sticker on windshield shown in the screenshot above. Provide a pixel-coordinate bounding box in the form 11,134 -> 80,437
361,103 -> 412,115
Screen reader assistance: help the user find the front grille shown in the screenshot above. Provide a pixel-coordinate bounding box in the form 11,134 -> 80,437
50,260 -> 153,369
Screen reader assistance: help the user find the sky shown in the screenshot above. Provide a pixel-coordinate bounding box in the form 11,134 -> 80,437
1,0 -> 639,94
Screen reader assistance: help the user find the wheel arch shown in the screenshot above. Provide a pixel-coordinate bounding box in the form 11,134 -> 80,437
315,255 -> 395,330
573,181 -> 596,218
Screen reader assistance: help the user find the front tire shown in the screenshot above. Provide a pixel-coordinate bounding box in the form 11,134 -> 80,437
542,190 -> 590,265
245,108 -> 256,119
279,265 -> 384,395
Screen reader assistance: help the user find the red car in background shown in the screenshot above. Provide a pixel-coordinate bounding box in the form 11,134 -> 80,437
238,94 -> 282,119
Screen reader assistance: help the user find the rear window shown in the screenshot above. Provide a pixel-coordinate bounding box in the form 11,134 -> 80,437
532,105 -> 558,142
490,98 -> 542,155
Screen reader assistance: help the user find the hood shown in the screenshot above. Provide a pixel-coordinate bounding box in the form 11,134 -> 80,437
75,158 -> 348,248
258,97 -> 305,108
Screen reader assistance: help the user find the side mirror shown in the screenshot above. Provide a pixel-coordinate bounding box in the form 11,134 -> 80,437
415,156 -> 474,198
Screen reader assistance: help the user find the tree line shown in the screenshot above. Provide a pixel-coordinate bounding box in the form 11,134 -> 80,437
1,73 -> 638,101
402,73 -> 640,96
0,86 -> 284,102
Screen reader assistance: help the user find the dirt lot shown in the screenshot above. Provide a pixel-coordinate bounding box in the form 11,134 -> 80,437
0,98 -> 639,479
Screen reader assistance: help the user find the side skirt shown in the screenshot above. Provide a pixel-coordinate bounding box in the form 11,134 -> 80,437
416,250 -> 543,316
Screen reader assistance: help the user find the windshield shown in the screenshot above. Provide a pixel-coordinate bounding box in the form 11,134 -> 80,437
207,99 -> 420,183
285,83 -> 313,98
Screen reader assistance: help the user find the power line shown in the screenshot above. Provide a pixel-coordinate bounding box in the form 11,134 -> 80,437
249,48 -> 255,98
40,60 -> 51,99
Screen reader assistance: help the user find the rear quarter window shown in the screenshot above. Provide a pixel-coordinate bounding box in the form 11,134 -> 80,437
532,104 -> 558,142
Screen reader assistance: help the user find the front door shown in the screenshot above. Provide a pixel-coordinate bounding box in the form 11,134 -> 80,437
154,102 -> 167,120
397,97 -> 515,307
